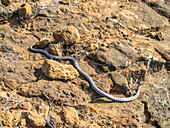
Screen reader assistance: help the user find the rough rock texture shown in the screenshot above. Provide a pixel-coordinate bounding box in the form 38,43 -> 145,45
0,61 -> 37,89
0,111 -> 13,127
24,109 -> 46,127
53,25 -> 80,45
109,72 -> 130,95
0,0 -> 169,127
142,0 -> 170,18
62,107 -> 79,124
41,59 -> 79,80
0,4 -> 12,22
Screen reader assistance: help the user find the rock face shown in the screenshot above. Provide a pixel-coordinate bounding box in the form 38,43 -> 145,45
142,0 -> 170,18
118,2 -> 169,31
0,0 -> 169,128
53,26 -> 80,45
0,61 -> 37,90
0,4 -> 12,21
41,59 -> 79,80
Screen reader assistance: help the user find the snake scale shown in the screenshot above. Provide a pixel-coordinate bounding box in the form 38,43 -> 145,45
30,40 -> 144,102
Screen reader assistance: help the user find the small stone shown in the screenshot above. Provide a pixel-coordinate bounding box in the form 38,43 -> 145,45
36,38 -> 50,48
46,43 -> 62,56
0,111 -> 13,127
17,102 -> 31,111
25,109 -> 46,127
53,26 -> 80,45
41,59 -> 79,80
18,3 -> 32,19
62,107 -> 79,124
1,0 -> 12,6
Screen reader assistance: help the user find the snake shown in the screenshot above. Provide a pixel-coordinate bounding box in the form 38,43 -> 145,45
29,39 -> 144,102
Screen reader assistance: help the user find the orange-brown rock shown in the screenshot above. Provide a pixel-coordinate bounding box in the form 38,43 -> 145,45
53,26 -> 80,45
25,109 -> 46,127
41,59 -> 79,80
0,111 -> 13,127
62,107 -> 79,124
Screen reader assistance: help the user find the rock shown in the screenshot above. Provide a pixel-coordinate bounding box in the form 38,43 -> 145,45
41,59 -> 79,80
25,109 -> 46,127
36,38 -> 50,48
53,26 -> 80,45
109,72 -> 130,95
78,61 -> 97,76
17,102 -> 31,111
92,74 -> 113,94
142,0 -> 170,18
87,39 -> 100,50
45,43 -> 63,56
1,0 -> 12,6
0,111 -> 13,127
87,123 -> 101,128
0,4 -> 13,22
0,61 -> 37,90
18,3 -> 32,19
62,107 -> 79,124
36,103 -> 49,119
49,111 -> 63,127
88,46 -> 129,70
118,2 -> 169,31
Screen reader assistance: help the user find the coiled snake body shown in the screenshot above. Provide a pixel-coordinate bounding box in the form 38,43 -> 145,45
30,43 -> 144,102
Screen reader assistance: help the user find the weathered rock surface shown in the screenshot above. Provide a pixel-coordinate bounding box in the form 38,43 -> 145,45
62,107 -> 79,124
0,0 -> 169,127
118,2 -> 169,32
109,72 -> 130,95
41,59 -> 79,80
53,25 -> 80,45
0,4 -> 12,21
0,111 -> 13,127
24,109 -> 46,127
0,61 -> 37,89
18,80 -> 91,106
142,0 -> 170,18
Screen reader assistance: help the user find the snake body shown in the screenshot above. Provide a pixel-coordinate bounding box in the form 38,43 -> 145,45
30,44 -> 144,102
